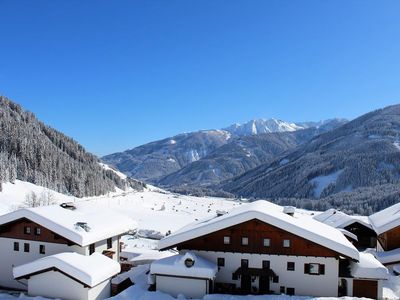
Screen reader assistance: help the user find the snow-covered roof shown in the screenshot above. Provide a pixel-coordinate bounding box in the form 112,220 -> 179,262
150,252 -> 217,279
369,202 -> 400,235
0,205 -> 137,246
350,253 -> 389,280
13,252 -> 120,287
313,208 -> 371,229
375,248 -> 400,265
159,201 -> 359,260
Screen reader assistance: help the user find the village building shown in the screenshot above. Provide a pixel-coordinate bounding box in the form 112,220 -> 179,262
369,202 -> 400,252
314,208 -> 377,249
13,252 -> 120,300
153,201 -> 388,299
0,204 -> 136,290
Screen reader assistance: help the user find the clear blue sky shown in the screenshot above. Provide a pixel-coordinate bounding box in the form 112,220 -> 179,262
1,1 -> 400,156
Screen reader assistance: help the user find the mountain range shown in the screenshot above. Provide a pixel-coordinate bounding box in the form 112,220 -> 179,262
102,118 -> 347,188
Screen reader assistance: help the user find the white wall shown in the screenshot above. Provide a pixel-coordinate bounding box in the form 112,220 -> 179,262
156,275 -> 208,299
189,250 -> 339,297
28,270 -> 111,300
85,236 -> 120,261
28,270 -> 89,300
0,237 -> 83,289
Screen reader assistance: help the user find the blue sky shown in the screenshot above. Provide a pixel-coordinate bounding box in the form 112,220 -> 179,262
1,1 -> 400,156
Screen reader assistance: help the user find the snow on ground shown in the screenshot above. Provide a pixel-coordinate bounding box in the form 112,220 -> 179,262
1,180 -> 400,299
99,163 -> 128,179
310,170 -> 343,198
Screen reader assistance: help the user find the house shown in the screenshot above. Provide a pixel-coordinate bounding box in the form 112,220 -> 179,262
13,252 -> 120,300
150,252 -> 217,298
313,209 -> 376,249
154,201 -> 387,299
369,202 -> 400,252
0,204 -> 136,289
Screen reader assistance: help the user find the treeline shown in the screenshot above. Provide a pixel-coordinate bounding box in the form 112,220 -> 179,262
0,96 -> 145,197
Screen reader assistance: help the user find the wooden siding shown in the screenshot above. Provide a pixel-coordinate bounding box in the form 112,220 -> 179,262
172,219 -> 340,257
0,218 -> 74,245
378,225 -> 400,251
353,280 -> 377,299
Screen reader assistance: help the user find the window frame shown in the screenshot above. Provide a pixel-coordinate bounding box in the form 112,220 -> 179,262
287,262 -> 295,271
39,244 -> 45,254
241,259 -> 249,268
283,239 -> 291,248
13,242 -> 19,251
35,227 -> 41,236
241,236 -> 249,246
217,257 -> 225,267
24,226 -> 31,234
24,243 -> 30,253
262,260 -> 270,269
263,238 -> 271,247
89,243 -> 95,255
107,238 -> 112,249
223,236 -> 231,245
286,287 -> 295,295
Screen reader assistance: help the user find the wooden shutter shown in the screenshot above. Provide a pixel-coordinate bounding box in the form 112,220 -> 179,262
304,263 -> 310,274
319,264 -> 325,275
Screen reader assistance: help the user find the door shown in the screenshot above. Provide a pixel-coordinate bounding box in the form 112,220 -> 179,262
240,275 -> 251,293
259,275 -> 269,294
353,280 -> 377,299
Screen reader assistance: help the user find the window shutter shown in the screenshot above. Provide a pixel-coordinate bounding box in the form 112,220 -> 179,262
304,263 -> 310,274
319,264 -> 325,275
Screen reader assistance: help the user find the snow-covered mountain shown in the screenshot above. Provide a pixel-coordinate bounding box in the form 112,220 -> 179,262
223,118 -> 304,136
102,119 -> 347,186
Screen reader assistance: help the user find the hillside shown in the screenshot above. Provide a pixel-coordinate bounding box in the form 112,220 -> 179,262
222,104 -> 400,212
103,119 -> 346,186
0,96 -> 145,197
157,128 -> 323,188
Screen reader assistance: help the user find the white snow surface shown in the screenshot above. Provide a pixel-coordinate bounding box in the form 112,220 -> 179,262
0,205 -> 137,246
151,252 -> 217,279
310,170 -> 343,198
313,208 -> 371,229
159,201 -> 359,260
369,201 -> 400,235
374,248 -> 400,265
13,252 -> 120,287
99,162 -> 127,179
350,253 -> 389,279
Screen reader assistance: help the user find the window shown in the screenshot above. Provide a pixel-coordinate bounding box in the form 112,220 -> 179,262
39,245 -> 45,254
107,238 -> 112,249
24,243 -> 30,253
280,286 -> 285,294
89,243 -> 95,255
223,236 -> 231,245
241,259 -> 249,268
273,276 -> 279,283
287,262 -> 295,271
35,227 -> 41,235
283,239 -> 290,248
286,288 -> 295,295
304,263 -> 325,275
262,260 -> 270,269
13,242 -> 19,251
241,237 -> 249,246
24,226 -> 31,234
263,238 -> 271,247
217,257 -> 225,267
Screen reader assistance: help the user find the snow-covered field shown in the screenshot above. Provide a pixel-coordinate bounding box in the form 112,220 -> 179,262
0,180 -> 400,299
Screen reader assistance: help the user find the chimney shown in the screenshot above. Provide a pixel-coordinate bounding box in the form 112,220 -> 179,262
283,206 -> 295,216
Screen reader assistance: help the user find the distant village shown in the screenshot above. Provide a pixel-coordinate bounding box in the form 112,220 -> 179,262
0,197 -> 400,300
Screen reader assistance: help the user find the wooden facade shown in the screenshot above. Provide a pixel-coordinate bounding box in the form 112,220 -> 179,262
353,280 -> 377,299
168,219 -> 341,257
0,218 -> 74,245
343,223 -> 376,249
378,225 -> 400,251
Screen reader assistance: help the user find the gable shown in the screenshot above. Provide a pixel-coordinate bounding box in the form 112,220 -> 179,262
165,219 -> 341,258
0,218 -> 75,245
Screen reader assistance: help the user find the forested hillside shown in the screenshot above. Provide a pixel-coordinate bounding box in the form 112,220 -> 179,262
221,104 -> 400,212
0,96 -> 145,197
